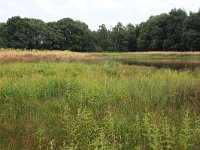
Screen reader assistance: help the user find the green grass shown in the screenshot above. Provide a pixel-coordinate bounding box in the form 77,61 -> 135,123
94,53 -> 200,59
0,61 -> 200,149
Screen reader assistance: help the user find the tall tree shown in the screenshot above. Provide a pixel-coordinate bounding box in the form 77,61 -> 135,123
182,11 -> 200,51
126,24 -> 137,51
4,16 -> 27,49
44,22 -> 63,50
56,18 -> 95,51
96,24 -> 112,51
25,18 -> 46,49
111,22 -> 129,52
137,14 -> 168,51
3,16 -> 46,49
0,9 -> 200,52
0,23 -> 7,47
163,8 -> 187,51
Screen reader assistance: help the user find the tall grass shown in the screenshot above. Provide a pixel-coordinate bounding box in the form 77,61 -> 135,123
0,61 -> 200,149
0,49 -> 93,63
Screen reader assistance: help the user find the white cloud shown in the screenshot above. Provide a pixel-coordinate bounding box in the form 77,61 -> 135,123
93,0 -> 124,11
34,0 -> 63,15
0,8 -> 4,14
7,0 -> 17,6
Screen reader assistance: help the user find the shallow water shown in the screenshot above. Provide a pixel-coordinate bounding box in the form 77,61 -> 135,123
115,58 -> 200,70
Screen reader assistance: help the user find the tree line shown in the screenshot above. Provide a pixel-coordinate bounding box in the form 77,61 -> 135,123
0,8 -> 200,52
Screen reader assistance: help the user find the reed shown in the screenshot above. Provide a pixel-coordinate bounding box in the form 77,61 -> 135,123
0,49 -> 94,63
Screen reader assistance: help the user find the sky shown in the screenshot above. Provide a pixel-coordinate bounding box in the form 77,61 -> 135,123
0,0 -> 199,30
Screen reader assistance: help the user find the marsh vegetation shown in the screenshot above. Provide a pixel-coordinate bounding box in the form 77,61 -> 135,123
0,50 -> 200,149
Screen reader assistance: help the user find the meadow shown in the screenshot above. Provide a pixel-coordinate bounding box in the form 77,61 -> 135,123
0,50 -> 200,149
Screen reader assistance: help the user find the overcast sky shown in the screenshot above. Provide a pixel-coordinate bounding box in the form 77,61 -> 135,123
0,0 -> 199,30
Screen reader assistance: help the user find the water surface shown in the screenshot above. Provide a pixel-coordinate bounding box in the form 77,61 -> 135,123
114,58 -> 200,69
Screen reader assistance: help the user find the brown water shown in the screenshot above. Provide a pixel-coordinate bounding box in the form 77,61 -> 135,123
115,58 -> 200,70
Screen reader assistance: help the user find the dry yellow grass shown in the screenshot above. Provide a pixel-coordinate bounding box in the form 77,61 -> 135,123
0,48 -> 199,63
0,49 -> 94,63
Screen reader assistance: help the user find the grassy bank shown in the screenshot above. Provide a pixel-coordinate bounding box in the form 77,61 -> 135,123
0,49 -> 200,63
93,51 -> 200,59
0,61 -> 200,149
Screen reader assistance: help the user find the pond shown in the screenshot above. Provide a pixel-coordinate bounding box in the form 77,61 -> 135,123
113,58 -> 200,70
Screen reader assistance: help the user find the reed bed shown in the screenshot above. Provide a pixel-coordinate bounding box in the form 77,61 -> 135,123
0,49 -> 94,63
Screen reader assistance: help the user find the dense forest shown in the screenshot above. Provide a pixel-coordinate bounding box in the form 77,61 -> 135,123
0,8 -> 200,52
